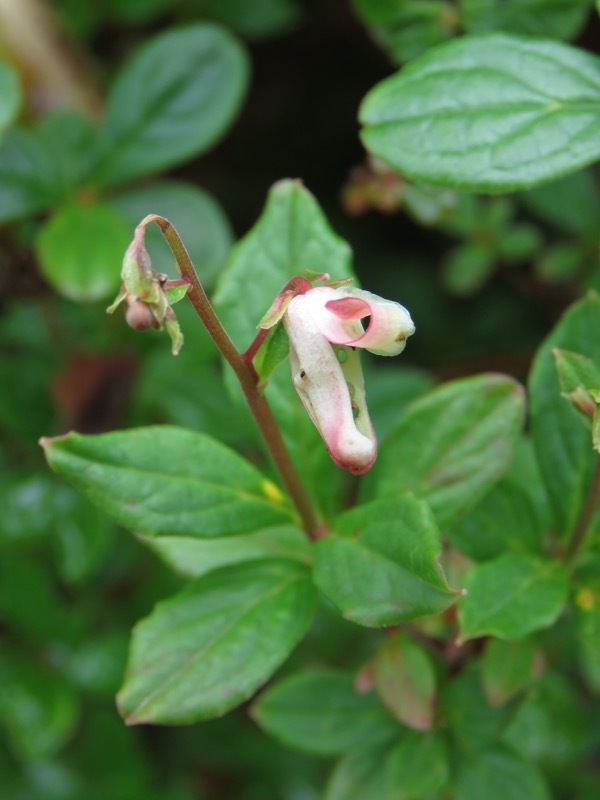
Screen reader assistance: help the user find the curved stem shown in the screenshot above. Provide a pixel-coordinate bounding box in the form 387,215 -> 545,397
138,215 -> 321,537
565,456 -> 600,564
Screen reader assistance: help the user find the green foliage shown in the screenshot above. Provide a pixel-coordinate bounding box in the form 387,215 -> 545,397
3,2 -> 600,796
360,34 -> 600,191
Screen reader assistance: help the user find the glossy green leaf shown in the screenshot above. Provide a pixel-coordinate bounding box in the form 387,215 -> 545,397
360,34 -> 600,192
109,180 -> 233,289
36,201 -> 130,302
252,670 -> 399,755
554,348 -> 600,396
0,61 -> 21,132
93,24 -> 249,187
529,294 -> 600,535
117,559 -> 316,723
314,495 -> 456,627
139,525 -> 311,578
42,426 -> 295,538
455,745 -> 550,800
481,638 -> 539,707
385,731 -> 449,799
374,632 -> 436,730
324,744 -> 393,800
458,553 -> 568,641
461,0 -> 592,40
0,128 -> 64,223
362,374 -> 525,528
214,179 -> 353,349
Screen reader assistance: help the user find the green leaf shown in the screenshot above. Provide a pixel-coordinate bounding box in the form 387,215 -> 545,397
139,525 -> 311,578
314,495 -> 456,627
521,168 -> 600,241
458,553 -> 568,641
441,666 -> 519,753
0,656 -> 79,759
352,0 -> 457,65
529,293 -> 600,535
0,128 -> 64,223
362,374 -> 525,528
200,0 -> 303,40
374,632 -> 436,730
574,561 -> 600,691
0,61 -> 21,133
461,0 -> 592,41
251,669 -> 399,755
385,731 -> 449,799
360,34 -> 600,192
324,744 -> 393,800
93,24 -> 249,187
441,242 -> 496,296
446,480 -> 546,562
36,201 -> 130,302
109,180 -> 233,290
213,180 -> 355,516
214,179 -> 353,349
455,745 -> 550,800
42,425 -> 295,538
36,109 -> 98,190
481,638 -> 539,707
117,559 -> 316,723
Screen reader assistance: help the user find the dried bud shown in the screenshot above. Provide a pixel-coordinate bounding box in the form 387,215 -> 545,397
125,298 -> 157,331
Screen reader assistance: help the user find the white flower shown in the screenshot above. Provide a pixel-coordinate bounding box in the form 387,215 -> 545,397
282,284 -> 415,474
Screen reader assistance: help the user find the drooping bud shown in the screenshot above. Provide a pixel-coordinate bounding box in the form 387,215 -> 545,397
108,223 -> 189,355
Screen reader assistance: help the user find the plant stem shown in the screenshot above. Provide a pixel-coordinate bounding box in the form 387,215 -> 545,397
565,456 -> 600,563
139,215 -> 321,537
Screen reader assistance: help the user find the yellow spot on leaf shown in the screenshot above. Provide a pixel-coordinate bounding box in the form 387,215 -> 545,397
262,480 -> 285,505
576,587 -> 596,612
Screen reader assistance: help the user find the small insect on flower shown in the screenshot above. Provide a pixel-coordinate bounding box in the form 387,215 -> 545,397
270,278 -> 415,475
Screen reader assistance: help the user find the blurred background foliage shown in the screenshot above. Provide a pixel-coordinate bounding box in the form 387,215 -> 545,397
0,0 -> 599,798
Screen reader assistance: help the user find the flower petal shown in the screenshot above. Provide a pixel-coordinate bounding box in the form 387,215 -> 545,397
325,288 -> 415,357
283,293 -> 377,475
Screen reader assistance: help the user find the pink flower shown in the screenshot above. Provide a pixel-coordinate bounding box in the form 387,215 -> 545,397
281,284 -> 415,475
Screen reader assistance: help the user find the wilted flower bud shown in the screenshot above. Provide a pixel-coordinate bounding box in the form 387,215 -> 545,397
108,223 -> 188,355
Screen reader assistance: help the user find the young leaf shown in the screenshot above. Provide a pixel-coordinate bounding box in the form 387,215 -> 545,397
138,525 -> 311,578
385,731 -> 449,799
92,24 -> 249,187
455,745 -> 551,800
251,670 -> 399,756
109,180 -> 233,290
374,631 -> 436,730
36,201 -> 130,302
361,374 -> 525,529
117,559 -> 316,724
360,34 -> 600,192
313,495 -> 456,627
458,553 -> 568,641
41,426 -> 295,538
529,294 -> 600,536
481,638 -> 539,707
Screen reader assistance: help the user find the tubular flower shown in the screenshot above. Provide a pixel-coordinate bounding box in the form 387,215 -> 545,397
281,284 -> 415,475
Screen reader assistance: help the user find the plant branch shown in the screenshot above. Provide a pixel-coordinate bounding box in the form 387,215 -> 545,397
565,456 -> 600,563
138,214 -> 321,537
